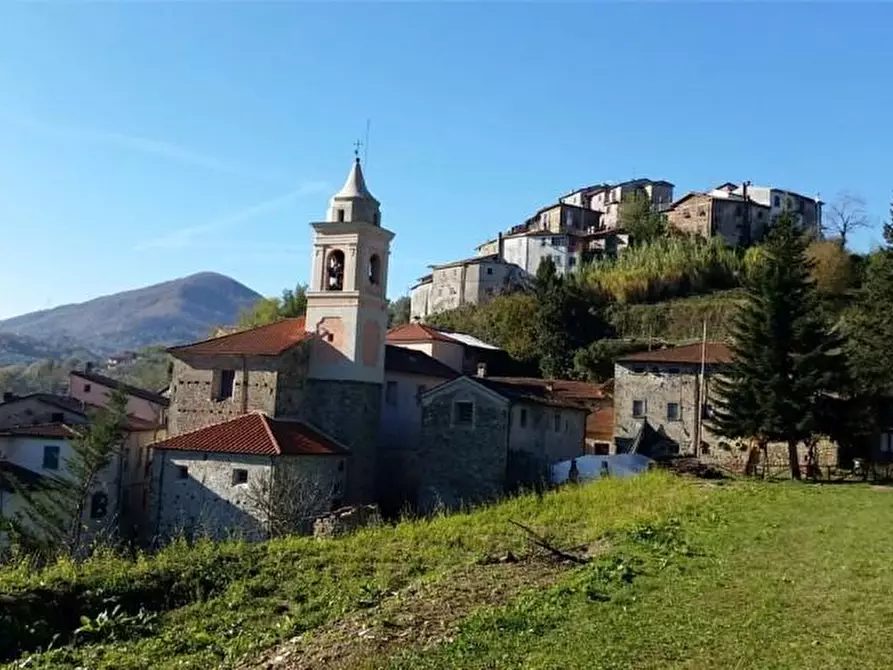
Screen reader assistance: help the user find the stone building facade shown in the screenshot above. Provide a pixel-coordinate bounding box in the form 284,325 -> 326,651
149,412 -> 347,542
665,192 -> 771,246
561,178 -> 675,230
418,375 -> 587,511
612,343 -> 840,472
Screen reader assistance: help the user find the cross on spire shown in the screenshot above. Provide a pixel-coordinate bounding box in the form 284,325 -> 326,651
353,139 -> 363,160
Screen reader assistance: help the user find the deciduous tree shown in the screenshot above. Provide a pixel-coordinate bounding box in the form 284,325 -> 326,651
619,189 -> 667,245
237,283 -> 308,329
825,191 -> 871,249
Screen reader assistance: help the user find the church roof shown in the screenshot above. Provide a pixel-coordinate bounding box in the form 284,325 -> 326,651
332,158 -> 379,204
149,412 -> 349,457
167,317 -> 312,358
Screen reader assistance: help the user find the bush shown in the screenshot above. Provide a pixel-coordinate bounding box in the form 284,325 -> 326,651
579,236 -> 743,304
606,291 -> 744,343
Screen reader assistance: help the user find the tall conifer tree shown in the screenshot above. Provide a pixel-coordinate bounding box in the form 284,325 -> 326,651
711,213 -> 845,478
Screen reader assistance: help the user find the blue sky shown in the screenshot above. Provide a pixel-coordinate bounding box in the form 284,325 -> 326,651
1,2 -> 891,319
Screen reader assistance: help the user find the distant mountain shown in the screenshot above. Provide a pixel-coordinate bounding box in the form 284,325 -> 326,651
0,272 -> 262,355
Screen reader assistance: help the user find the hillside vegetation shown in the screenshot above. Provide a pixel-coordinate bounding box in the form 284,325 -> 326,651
0,272 -> 261,356
4,476 -> 893,668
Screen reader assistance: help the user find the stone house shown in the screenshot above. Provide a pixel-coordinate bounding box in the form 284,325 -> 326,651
613,343 -> 731,459
149,412 -> 348,542
612,343 -> 841,472
666,192 -> 771,246
417,375 -> 587,511
409,254 -> 530,322
724,184 -> 822,236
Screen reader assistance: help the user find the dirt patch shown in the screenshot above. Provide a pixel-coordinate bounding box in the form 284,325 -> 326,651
245,550 -> 586,670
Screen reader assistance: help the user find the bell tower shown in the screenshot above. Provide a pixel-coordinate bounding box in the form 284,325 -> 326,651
303,154 -> 394,504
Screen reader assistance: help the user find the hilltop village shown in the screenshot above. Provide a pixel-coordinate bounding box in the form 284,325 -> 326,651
0,156 -> 876,551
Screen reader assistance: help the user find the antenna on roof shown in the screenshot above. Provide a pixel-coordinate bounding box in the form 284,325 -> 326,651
364,118 -> 371,168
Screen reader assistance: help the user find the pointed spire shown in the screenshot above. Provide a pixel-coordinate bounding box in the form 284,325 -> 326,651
332,157 -> 378,204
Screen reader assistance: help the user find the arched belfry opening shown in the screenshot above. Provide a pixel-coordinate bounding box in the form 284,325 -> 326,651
368,254 -> 381,286
326,249 -> 345,291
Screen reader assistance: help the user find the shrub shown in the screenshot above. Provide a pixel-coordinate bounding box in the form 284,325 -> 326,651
579,236 -> 743,304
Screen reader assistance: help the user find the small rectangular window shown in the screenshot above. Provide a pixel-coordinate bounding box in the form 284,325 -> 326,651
667,403 -> 681,421
89,492 -> 108,519
773,195 -> 780,207
553,412 -> 561,432
568,257 -> 576,267
42,445 -> 60,470
519,408 -> 528,428
336,208 -> 345,222
216,370 -> 235,401
632,400 -> 646,418
385,381 -> 398,406
84,383 -> 92,393
177,465 -> 189,480
453,401 -> 474,426
486,267 -> 493,275
232,468 -> 248,485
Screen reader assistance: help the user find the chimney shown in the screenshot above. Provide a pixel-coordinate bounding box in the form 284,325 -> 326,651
476,362 -> 488,378
497,232 -> 504,261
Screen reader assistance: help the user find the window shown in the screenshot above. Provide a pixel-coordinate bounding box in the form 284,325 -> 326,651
667,403 -> 681,421
453,401 -> 474,426
338,459 -> 345,472
336,208 -> 345,222
177,465 -> 189,480
368,254 -> 381,285
215,369 -> 235,401
773,195 -> 781,207
84,383 -> 92,393
50,412 -> 64,423
553,412 -> 561,432
486,267 -> 493,275
326,249 -> 345,291
632,366 -> 646,374
42,445 -> 60,470
632,400 -> 646,418
568,256 -> 576,267
519,408 -> 528,428
757,210 -> 764,219
385,381 -> 398,406
232,468 -> 248,486
90,492 -> 108,519
698,209 -> 706,217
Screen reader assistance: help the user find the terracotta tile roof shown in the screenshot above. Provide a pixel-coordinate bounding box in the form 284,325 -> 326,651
0,423 -> 80,439
586,405 -> 614,443
71,370 -> 170,407
475,378 -> 588,412
384,345 -> 458,379
168,317 -> 312,357
386,323 -> 456,344
485,377 -> 609,401
150,412 -> 349,457
618,342 -> 732,365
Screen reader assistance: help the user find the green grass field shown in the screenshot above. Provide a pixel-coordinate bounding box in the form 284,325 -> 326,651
4,475 -> 893,669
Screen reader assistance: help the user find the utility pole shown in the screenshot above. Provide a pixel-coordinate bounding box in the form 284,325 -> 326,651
693,319 -> 707,457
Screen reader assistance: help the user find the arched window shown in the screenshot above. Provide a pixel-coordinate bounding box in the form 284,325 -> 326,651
368,254 -> 381,286
326,250 -> 345,291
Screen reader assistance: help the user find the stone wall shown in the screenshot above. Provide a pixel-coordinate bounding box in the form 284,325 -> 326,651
666,194 -> 713,238
273,345 -> 313,418
167,355 -> 280,435
0,398 -> 87,429
303,379 -> 381,505
701,438 -> 839,474
150,450 -> 273,542
418,383 -> 509,511
508,403 -> 586,469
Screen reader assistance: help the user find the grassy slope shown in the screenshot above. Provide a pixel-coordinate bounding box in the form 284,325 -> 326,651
387,482 -> 893,670
7,477 -> 893,669
2,474 -> 699,669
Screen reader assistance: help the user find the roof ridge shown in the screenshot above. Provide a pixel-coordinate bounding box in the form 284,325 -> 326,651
168,316 -> 306,352
256,413 -> 282,454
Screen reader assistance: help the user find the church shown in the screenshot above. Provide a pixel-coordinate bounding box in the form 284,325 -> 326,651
147,156 -> 589,541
